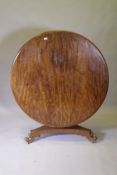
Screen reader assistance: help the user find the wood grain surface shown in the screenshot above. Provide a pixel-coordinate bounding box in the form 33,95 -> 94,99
11,31 -> 109,127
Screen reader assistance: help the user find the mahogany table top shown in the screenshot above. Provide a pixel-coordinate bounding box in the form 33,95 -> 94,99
11,31 -> 109,127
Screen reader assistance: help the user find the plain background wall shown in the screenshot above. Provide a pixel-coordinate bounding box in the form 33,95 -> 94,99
0,1 -> 117,175
0,0 -> 117,108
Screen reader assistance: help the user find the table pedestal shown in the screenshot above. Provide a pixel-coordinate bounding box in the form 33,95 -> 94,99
25,125 -> 97,144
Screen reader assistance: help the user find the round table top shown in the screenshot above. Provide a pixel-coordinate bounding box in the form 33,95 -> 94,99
11,31 -> 109,127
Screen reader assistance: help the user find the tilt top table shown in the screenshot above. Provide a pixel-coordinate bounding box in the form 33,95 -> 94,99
11,30 -> 109,143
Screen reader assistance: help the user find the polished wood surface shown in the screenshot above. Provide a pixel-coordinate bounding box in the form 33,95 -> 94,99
11,31 -> 109,128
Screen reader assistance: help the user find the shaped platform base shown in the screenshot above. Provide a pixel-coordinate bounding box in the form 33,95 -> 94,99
25,125 -> 97,144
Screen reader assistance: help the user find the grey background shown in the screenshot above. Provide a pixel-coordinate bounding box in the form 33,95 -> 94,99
0,1 -> 117,175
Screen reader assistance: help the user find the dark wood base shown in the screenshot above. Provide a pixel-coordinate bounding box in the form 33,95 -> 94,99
25,125 -> 97,144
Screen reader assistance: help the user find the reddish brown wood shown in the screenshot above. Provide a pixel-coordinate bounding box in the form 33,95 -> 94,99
11,30 -> 109,143
25,125 -> 97,144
